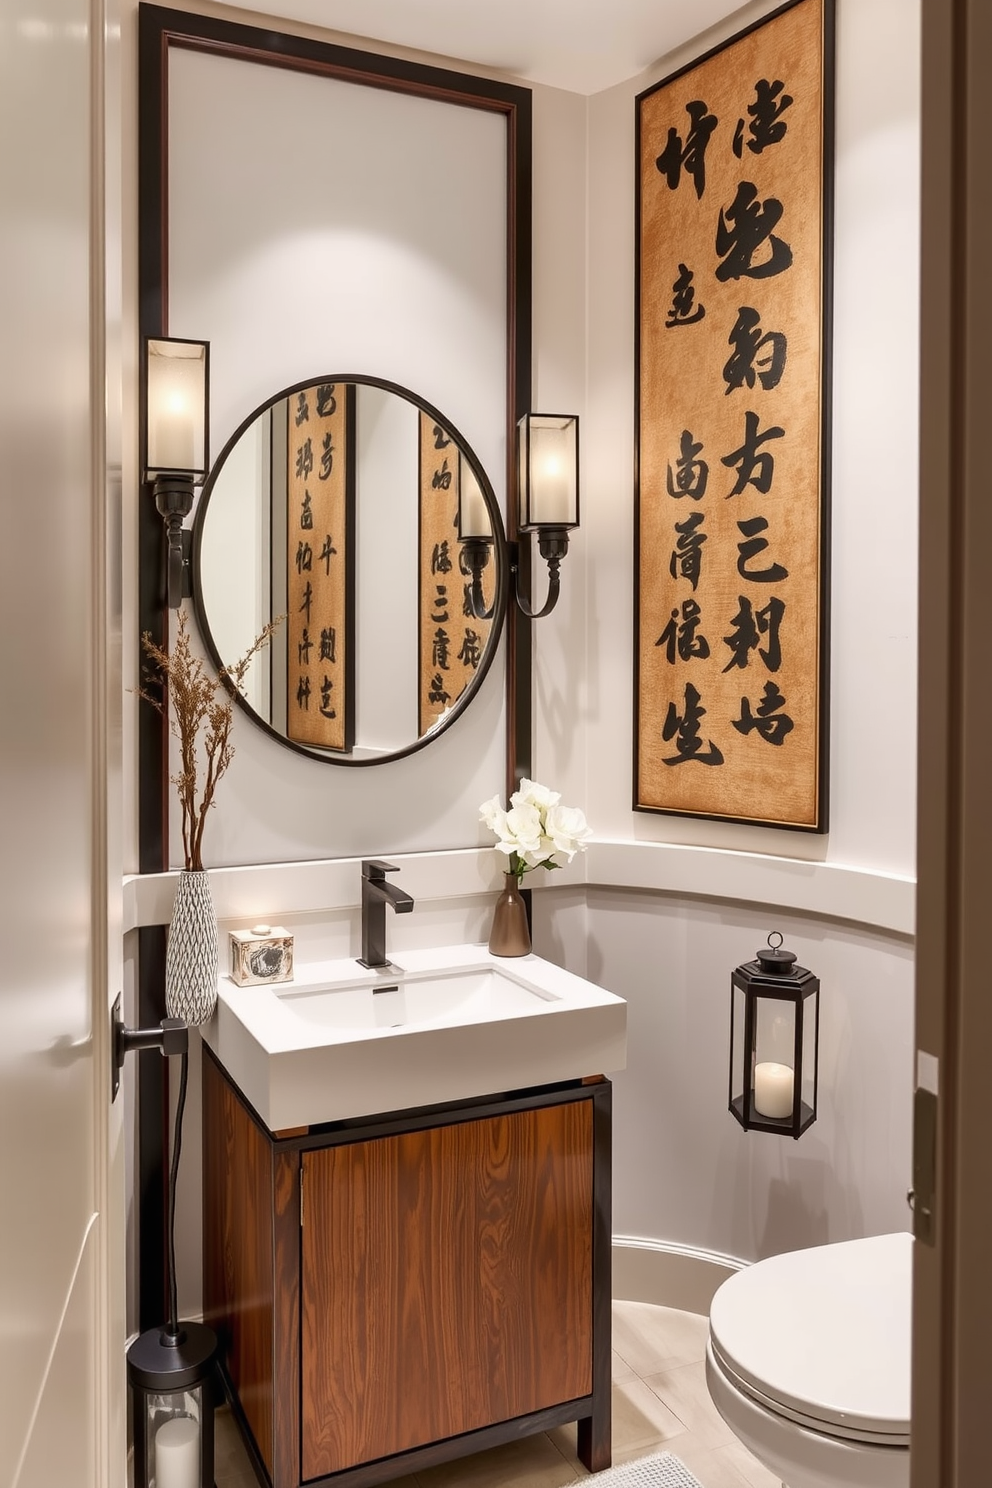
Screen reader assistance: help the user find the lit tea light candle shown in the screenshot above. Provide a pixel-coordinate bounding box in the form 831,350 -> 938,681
155,1413 -> 200,1488
753,1061 -> 794,1120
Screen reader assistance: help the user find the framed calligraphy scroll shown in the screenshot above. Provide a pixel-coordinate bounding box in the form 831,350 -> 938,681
286,382 -> 355,751
635,0 -> 833,830
418,412 -> 494,735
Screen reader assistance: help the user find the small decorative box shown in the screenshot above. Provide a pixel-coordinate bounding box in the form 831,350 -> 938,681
229,925 -> 294,986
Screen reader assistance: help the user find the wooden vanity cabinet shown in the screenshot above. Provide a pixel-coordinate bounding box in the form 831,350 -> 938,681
202,1045 -> 612,1488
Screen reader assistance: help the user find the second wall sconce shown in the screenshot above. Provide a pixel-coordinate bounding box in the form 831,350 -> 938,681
144,336 -> 210,609
463,411 -> 579,621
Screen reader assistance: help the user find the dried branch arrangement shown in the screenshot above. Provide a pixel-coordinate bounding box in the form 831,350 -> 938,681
139,609 -> 280,871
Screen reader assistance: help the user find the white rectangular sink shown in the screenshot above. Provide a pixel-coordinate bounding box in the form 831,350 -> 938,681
202,943 -> 627,1131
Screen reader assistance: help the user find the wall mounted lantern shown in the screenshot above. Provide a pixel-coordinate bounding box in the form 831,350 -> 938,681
729,931 -> 820,1139
144,336 -> 210,609
458,450 -> 496,621
463,412 -> 579,621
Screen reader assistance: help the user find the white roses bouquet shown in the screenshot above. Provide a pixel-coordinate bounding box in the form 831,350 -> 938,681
479,778 -> 592,883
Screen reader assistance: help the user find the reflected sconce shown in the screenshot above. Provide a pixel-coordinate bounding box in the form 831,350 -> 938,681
144,336 -> 210,608
729,932 -> 820,1139
458,451 -> 496,621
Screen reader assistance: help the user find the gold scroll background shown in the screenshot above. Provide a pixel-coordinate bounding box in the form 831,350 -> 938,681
418,413 -> 493,736
287,385 -> 349,750
638,0 -> 824,827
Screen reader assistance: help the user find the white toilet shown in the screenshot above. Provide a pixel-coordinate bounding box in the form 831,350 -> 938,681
705,1232 -> 911,1488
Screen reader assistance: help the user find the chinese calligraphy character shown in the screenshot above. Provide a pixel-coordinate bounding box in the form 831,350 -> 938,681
294,391 -> 309,426
320,626 -> 336,663
299,580 -> 313,625
319,534 -> 336,574
432,459 -> 452,491
433,424 -> 452,449
298,628 -> 313,665
665,263 -> 706,328
295,675 -> 311,710
431,585 -> 450,623
295,541 -> 313,574
315,384 -> 336,417
662,683 -> 725,766
295,438 -> 313,481
655,598 -> 711,663
655,100 -> 718,200
722,410 -> 784,497
723,307 -> 787,394
427,673 -> 451,707
318,432 -> 334,480
300,490 -> 313,530
319,676 -> 336,719
722,594 -> 785,672
737,515 -> 789,583
733,79 -> 794,158
458,629 -> 483,670
432,627 -> 451,670
432,540 -> 453,575
715,182 -> 793,281
667,429 -> 709,500
733,681 -> 794,744
669,511 -> 708,591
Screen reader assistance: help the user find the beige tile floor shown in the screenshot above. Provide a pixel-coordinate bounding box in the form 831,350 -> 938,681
214,1301 -> 780,1488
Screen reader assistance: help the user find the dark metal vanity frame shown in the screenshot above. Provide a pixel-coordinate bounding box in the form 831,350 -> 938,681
136,0 -> 537,1346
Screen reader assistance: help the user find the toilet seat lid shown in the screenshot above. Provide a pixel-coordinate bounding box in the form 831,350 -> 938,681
709,1232 -> 912,1444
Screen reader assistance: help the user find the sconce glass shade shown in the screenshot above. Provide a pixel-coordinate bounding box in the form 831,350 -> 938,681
729,932 -> 819,1139
128,1321 -> 217,1488
457,452 -> 493,540
517,413 -> 579,532
145,337 -> 209,480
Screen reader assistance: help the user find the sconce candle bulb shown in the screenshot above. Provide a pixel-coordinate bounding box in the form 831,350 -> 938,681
144,336 -> 210,608
512,412 -> 579,619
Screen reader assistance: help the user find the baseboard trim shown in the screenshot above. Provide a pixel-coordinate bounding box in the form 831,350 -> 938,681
612,1236 -> 745,1316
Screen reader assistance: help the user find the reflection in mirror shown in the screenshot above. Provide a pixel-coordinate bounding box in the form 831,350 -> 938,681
192,377 -> 506,764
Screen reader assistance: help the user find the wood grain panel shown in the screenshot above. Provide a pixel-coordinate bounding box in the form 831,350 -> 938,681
201,1048 -> 276,1476
301,1100 -> 593,1478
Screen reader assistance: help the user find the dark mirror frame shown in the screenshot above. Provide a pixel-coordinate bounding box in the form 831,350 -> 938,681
191,372 -> 510,765
136,2 -> 534,1332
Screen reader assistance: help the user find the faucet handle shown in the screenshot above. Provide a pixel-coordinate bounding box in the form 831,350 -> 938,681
362,859 -> 400,880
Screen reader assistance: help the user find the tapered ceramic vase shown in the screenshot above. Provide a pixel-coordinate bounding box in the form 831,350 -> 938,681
488,873 -> 531,957
165,869 -> 219,1024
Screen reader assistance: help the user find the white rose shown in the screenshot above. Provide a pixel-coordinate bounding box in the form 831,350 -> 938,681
479,795 -> 507,834
511,778 -> 561,813
544,803 -> 592,861
503,801 -> 544,859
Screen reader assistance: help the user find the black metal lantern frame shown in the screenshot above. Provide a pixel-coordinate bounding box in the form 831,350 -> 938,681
729,931 -> 820,1139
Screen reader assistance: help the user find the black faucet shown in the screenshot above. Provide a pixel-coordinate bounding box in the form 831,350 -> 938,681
357,860 -> 415,970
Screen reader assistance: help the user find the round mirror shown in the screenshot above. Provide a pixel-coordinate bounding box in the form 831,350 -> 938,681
192,375 -> 507,763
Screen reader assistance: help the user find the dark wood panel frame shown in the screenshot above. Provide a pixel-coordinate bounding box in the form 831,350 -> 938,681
202,1045 -> 612,1487
633,0 -> 834,832
136,2 -> 533,1329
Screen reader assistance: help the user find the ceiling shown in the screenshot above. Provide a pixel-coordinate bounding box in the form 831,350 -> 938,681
236,0 -> 753,95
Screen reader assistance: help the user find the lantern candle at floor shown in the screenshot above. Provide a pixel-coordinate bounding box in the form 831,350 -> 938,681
155,1414 -> 200,1488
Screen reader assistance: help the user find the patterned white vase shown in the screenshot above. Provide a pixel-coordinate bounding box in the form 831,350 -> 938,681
165,869 -> 219,1024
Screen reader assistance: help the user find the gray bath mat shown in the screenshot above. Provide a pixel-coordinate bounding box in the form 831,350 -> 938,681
582,1452 -> 703,1487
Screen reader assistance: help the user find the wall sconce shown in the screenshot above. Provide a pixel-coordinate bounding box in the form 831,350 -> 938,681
729,931 -> 820,1138
144,336 -> 209,609
462,412 -> 579,622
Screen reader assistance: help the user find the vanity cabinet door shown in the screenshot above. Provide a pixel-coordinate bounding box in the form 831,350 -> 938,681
300,1100 -> 594,1479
